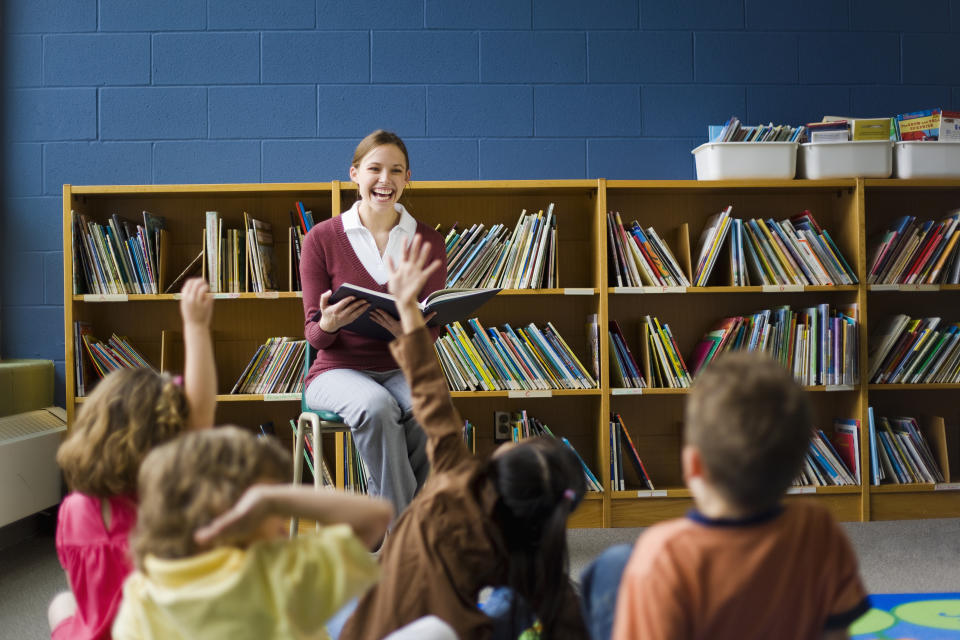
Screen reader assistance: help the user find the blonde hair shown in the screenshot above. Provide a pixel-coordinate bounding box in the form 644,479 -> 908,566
351,129 -> 410,171
57,368 -> 189,497
685,351 -> 812,512
131,426 -> 290,569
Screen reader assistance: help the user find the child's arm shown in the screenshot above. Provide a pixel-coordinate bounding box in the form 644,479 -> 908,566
193,484 -> 393,550
179,278 -> 216,430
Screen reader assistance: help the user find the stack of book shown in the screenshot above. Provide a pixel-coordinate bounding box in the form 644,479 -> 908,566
230,337 -> 305,394
74,322 -> 155,394
503,410 -> 602,492
868,409 -> 948,485
203,212 -> 277,293
794,422 -> 860,487
441,205 -> 558,289
643,316 -> 692,389
72,211 -> 167,295
710,117 -> 804,142
697,208 -> 857,287
435,319 -> 597,392
690,304 -> 859,386
610,414 -> 654,491
868,316 -> 960,384
895,109 -> 960,142
867,213 -> 960,285
607,212 -> 691,288
609,321 -> 646,389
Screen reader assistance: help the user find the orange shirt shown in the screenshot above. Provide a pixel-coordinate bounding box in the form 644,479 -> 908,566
613,502 -> 868,640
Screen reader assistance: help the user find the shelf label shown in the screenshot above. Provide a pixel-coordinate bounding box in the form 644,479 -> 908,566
172,293 -> 183,300
825,384 -> 855,392
636,490 -> 668,498
614,287 -> 644,294
869,284 -> 898,291
82,293 -> 129,302
611,388 -> 643,395
899,284 -> 940,292
295,291 -> 303,298
934,482 -> 960,492
213,292 -> 240,300
563,287 -> 594,296
507,390 -> 552,399
264,393 -> 299,402
640,286 -> 686,294
255,291 -> 280,299
786,486 -> 816,494
761,284 -> 803,293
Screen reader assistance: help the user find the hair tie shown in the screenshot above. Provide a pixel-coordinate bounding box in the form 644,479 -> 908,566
562,489 -> 576,501
173,375 -> 184,386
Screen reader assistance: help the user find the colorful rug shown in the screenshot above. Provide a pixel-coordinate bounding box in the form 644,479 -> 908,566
852,593 -> 960,639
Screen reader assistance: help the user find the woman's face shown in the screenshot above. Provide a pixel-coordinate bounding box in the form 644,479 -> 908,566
349,143 -> 410,213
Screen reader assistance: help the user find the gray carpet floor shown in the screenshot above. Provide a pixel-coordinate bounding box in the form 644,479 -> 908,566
2,519 -> 958,639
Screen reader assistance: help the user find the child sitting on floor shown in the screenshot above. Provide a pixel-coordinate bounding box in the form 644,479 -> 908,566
111,426 -> 392,640
49,277 -> 217,640
339,236 -> 589,640
595,352 -> 869,640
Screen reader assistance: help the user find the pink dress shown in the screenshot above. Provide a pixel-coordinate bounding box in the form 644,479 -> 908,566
53,493 -> 137,640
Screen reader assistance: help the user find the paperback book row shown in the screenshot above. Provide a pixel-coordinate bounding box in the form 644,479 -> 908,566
435,319 -> 597,392
867,212 -> 960,285
73,322 -> 155,396
711,110 -> 960,143
868,316 -> 960,384
71,211 -> 168,295
709,118 -> 805,143
439,204 -> 559,289
606,212 -> 691,288
230,337 -> 306,395
502,410 -> 602,492
610,304 -> 859,390
867,409 -> 952,486
793,421 -> 861,487
203,210 -> 278,293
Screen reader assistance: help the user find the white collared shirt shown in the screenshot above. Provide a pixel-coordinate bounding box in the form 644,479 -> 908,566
341,200 -> 418,285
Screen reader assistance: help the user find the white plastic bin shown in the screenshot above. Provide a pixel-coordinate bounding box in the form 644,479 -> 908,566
798,141 -> 893,179
894,141 -> 960,178
692,142 -> 797,180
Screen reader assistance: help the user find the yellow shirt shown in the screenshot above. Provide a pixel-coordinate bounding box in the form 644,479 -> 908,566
113,524 -> 378,640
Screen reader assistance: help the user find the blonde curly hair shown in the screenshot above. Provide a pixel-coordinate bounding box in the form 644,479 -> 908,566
57,368 -> 189,497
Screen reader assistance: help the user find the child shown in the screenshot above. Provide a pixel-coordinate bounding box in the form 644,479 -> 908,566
301,129 -> 447,520
339,236 -> 589,640
606,352 -> 869,640
49,277 -> 217,639
111,426 -> 392,639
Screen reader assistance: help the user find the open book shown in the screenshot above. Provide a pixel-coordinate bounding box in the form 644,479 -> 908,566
314,284 -> 502,340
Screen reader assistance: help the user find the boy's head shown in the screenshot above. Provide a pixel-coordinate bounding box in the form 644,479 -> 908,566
131,426 -> 291,569
684,351 -> 812,513
57,368 -> 189,497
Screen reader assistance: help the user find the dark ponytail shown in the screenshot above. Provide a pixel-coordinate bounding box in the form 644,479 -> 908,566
489,437 -> 586,637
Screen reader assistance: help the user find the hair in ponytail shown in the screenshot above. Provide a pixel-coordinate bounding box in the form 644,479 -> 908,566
488,437 -> 586,637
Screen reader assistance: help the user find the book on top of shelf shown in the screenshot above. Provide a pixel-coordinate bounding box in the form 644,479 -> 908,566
244,212 -> 277,292
320,285 -> 502,341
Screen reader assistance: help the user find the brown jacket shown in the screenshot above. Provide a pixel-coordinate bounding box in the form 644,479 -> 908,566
340,327 -> 587,640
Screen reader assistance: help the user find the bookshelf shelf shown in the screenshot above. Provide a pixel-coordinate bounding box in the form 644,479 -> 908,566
64,179 -> 960,527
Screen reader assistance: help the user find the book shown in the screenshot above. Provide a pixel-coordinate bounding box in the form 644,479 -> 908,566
321,284 -> 501,341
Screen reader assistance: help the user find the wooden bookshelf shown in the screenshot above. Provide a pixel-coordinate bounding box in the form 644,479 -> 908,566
63,179 -> 960,528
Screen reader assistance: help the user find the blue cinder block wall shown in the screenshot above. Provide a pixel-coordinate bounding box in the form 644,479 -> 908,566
3,0 -> 960,403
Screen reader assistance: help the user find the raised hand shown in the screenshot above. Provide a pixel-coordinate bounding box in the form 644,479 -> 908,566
316,290 -> 369,333
386,235 -> 441,308
180,278 -> 213,327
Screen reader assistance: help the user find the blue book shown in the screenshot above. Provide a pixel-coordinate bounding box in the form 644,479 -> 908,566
868,407 -> 880,485
561,436 -> 602,491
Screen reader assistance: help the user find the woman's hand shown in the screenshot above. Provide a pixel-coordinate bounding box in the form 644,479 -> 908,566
370,309 -> 403,338
316,290 -> 369,333
180,278 -> 213,328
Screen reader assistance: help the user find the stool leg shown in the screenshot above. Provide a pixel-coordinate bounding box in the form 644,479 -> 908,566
290,413 -> 316,537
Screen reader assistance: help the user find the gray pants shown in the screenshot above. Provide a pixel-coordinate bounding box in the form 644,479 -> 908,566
305,368 -> 429,520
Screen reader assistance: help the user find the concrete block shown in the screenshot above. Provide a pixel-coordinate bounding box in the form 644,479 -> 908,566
101,88 -> 206,140
153,141 -> 261,184
851,0 -> 948,31
481,32 -> 585,83
404,139 -> 479,180
5,143 -> 43,197
479,139 -> 585,179
6,0 -> 96,33
6,36 -> 42,88
372,32 -> 478,83
0,253 -> 44,306
640,0 -> 743,29
262,140 -> 357,183
534,0 -> 638,29
44,253 -> 65,306
153,33 -> 259,85
7,89 -> 96,142
44,34 -> 150,87
427,86 -> 532,136
903,35 -> 960,84
209,0 -> 315,29
317,0 -> 423,29
426,0 -> 529,28
850,86 -> 952,118
535,85 -> 639,137
100,0 -> 205,31
588,138 -> 697,179
0,307 -> 64,361
262,32 -> 369,84
746,0 -> 848,29
318,86 -> 425,137
1,198 -> 62,253
642,85 -> 745,137
209,86 -> 316,139
746,86 -> 850,127
44,143 -> 151,195
588,31 -> 692,83
799,33 -> 899,84
695,33 -> 797,83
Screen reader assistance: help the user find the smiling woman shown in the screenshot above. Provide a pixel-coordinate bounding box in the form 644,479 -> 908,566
299,130 -> 448,521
